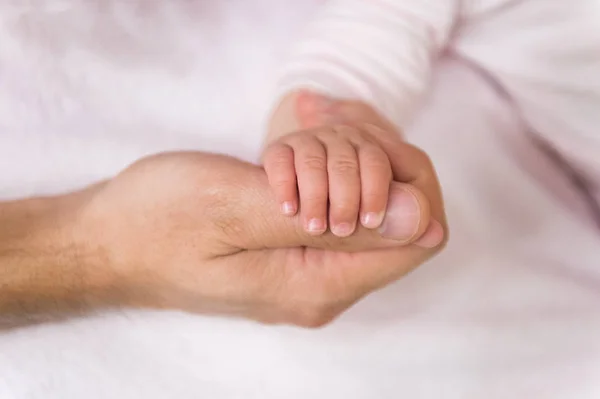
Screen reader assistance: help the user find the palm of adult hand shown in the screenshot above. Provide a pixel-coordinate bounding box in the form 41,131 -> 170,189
83,139 -> 444,327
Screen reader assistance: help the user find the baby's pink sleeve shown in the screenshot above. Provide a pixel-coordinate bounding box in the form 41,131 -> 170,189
276,0 -> 461,129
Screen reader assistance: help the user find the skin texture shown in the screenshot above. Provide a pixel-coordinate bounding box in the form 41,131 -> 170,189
265,90 -> 446,247
264,93 -> 394,237
264,125 -> 393,237
0,97 -> 447,329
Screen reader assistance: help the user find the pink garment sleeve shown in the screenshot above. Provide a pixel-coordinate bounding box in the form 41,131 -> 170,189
276,0 -> 600,208
276,0 -> 462,128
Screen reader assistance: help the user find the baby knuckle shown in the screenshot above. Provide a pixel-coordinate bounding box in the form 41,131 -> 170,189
300,155 -> 327,171
333,125 -> 360,139
268,155 -> 292,168
362,155 -> 391,172
331,158 -> 359,175
265,147 -> 292,165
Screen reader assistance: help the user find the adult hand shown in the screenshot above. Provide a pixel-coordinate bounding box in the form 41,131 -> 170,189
75,116 -> 444,328
0,99 -> 446,328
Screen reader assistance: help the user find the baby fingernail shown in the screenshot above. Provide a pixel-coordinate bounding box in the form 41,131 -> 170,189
307,218 -> 326,235
378,188 -> 420,241
361,212 -> 384,229
281,201 -> 296,215
332,222 -> 355,237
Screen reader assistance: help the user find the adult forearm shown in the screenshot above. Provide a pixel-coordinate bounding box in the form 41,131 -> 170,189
0,188 -> 116,326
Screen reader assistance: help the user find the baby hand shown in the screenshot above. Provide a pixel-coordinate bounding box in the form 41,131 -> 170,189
263,125 -> 392,237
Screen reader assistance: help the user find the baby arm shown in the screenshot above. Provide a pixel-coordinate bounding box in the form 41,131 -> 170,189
270,0 -> 461,134
262,0 -> 462,236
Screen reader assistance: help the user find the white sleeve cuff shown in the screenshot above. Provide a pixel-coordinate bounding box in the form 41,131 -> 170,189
276,0 -> 460,129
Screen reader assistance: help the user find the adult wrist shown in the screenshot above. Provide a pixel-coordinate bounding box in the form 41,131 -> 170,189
0,186 -> 119,325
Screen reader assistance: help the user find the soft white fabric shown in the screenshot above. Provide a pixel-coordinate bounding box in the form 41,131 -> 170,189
0,1 -> 599,398
277,0 -> 458,128
278,0 -> 600,211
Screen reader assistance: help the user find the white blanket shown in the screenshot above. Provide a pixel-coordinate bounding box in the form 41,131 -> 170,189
1,1 -> 599,398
